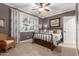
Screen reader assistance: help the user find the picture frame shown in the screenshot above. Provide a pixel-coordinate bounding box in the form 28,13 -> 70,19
50,18 -> 60,27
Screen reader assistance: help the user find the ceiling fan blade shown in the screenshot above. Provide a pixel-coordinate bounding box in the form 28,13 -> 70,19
35,3 -> 39,6
44,3 -> 50,7
38,11 -> 41,14
35,3 -> 40,7
35,3 -> 44,8
32,9 -> 37,10
44,9 -> 50,11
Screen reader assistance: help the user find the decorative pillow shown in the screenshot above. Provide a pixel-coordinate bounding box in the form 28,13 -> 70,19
48,30 -> 53,34
53,29 -> 57,33
57,29 -> 62,34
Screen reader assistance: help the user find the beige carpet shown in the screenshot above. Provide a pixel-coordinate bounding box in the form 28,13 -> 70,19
0,41 -> 77,56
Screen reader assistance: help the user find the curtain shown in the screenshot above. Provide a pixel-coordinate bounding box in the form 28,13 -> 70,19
11,8 -> 20,43
11,8 -> 39,43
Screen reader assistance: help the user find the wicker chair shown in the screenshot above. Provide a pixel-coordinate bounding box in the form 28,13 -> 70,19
0,33 -> 16,51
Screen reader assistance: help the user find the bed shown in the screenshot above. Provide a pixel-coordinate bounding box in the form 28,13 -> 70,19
32,30 -> 62,50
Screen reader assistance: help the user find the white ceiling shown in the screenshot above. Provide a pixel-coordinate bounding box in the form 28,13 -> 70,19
5,3 -> 75,18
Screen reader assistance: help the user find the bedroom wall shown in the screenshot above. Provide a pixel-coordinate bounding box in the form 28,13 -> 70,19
39,10 -> 75,42
0,3 -> 40,41
40,10 -> 75,30
0,3 -> 11,36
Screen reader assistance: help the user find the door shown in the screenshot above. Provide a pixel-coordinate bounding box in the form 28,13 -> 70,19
63,16 -> 76,44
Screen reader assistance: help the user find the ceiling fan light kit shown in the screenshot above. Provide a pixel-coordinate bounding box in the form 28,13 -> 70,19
32,3 -> 50,13
39,8 -> 44,11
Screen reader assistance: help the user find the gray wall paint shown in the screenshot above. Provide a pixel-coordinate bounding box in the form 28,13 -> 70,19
40,10 -> 75,30
20,32 -> 33,41
0,3 -> 11,35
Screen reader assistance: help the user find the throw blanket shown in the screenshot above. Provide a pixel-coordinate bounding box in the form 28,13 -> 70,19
53,34 -> 62,46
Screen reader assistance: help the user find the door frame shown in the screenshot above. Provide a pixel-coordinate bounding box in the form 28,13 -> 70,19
76,3 -> 79,56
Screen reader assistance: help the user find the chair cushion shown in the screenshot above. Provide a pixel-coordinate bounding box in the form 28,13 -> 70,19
4,40 -> 14,44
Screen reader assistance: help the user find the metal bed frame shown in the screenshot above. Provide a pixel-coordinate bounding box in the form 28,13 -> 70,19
32,33 -> 55,50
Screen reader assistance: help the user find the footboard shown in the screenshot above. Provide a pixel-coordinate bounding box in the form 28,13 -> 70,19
32,33 -> 54,50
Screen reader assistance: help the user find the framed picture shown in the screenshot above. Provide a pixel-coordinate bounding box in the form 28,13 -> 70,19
50,18 -> 60,27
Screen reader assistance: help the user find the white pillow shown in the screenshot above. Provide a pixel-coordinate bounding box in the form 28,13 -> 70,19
48,30 -> 53,34
57,29 -> 62,34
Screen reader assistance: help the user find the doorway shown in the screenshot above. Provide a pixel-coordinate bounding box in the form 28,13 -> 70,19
63,16 -> 76,48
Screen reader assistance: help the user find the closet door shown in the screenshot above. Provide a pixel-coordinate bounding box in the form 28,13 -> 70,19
63,16 -> 76,44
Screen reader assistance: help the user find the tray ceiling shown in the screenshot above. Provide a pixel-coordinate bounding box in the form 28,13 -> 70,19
5,3 -> 75,18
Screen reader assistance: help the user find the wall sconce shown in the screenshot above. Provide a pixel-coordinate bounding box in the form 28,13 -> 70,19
44,24 -> 48,28
0,19 -> 5,28
39,24 -> 42,29
43,24 -> 48,33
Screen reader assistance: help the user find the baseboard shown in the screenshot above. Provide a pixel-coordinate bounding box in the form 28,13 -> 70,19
20,39 -> 33,43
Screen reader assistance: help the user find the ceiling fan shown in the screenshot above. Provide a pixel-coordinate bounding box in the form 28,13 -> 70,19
32,3 -> 51,14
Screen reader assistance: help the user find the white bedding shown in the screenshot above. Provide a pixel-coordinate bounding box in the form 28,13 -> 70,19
52,34 -> 62,46
33,32 -> 62,46
34,33 -> 52,42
